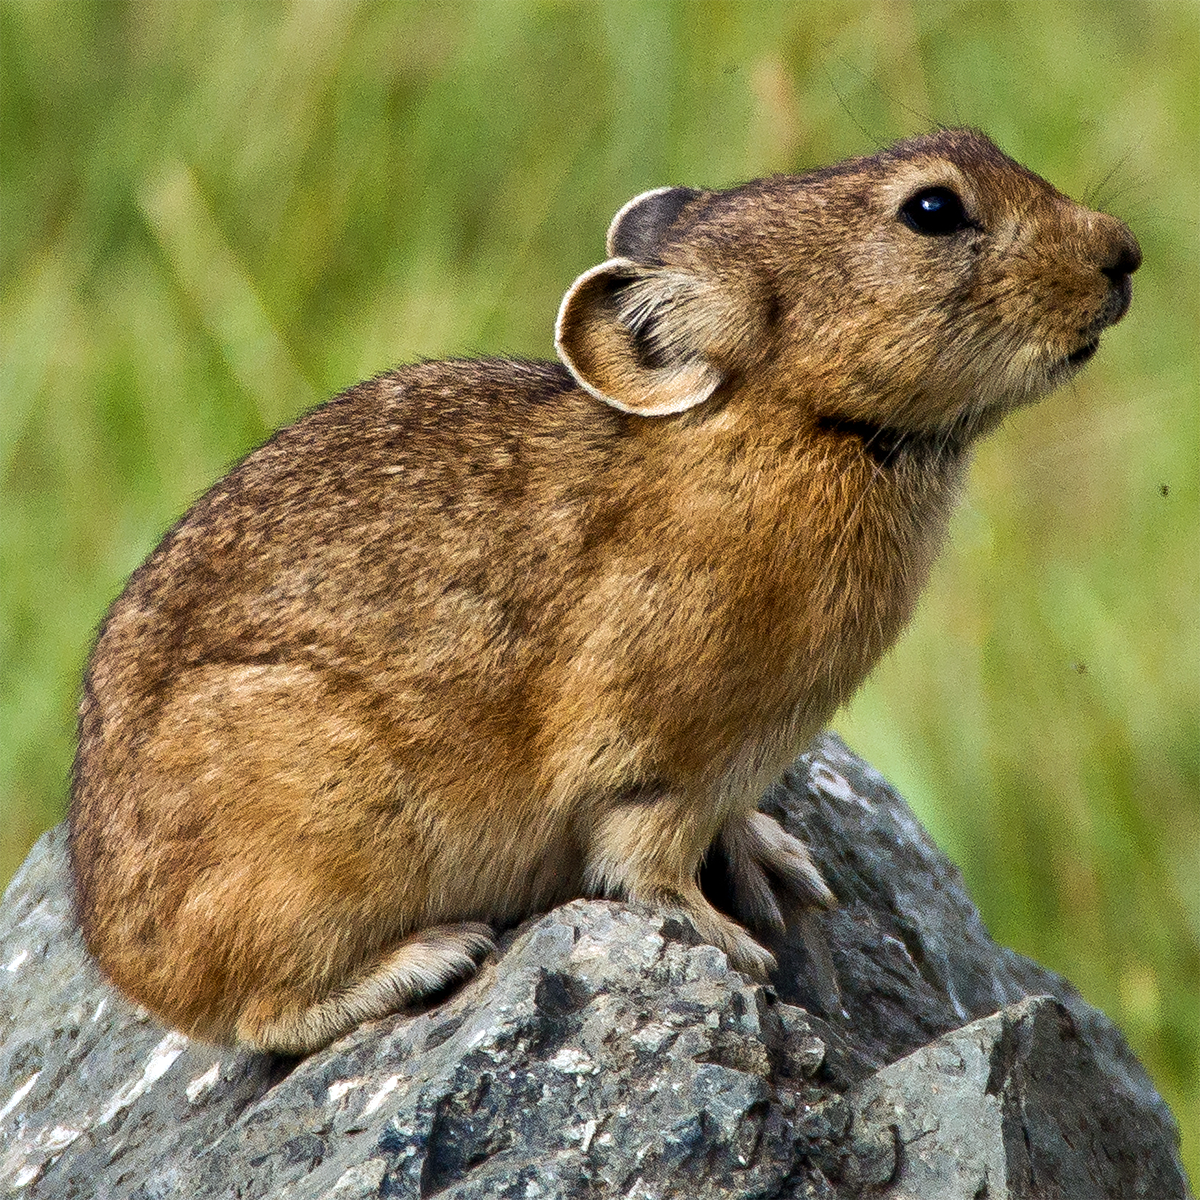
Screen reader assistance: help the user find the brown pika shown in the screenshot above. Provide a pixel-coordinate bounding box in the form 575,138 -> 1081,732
68,129 -> 1140,1054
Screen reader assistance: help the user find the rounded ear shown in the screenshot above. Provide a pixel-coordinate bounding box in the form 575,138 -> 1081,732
554,257 -> 727,416
606,186 -> 702,261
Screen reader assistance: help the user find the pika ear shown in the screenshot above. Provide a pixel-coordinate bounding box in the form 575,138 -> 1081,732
555,257 -> 727,416
606,186 -> 702,261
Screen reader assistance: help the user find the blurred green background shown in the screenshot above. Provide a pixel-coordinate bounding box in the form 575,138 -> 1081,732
1,0 -> 1196,1178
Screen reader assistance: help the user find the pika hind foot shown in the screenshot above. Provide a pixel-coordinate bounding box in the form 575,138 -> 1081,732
718,811 -> 836,935
236,922 -> 495,1055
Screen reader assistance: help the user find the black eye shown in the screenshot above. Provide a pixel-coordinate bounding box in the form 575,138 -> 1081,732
899,187 -> 972,235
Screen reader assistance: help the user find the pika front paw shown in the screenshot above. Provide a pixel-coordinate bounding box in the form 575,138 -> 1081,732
718,810 -> 836,935
661,890 -> 778,980
709,915 -> 779,980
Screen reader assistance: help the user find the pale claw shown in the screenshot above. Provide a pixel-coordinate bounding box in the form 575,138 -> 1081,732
718,811 -> 835,934
672,895 -> 778,980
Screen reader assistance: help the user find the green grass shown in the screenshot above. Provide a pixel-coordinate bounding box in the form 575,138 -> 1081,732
2,0 -> 1196,1179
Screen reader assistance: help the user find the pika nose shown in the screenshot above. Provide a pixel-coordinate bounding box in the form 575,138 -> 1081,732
1102,233 -> 1142,283
1099,224 -> 1141,325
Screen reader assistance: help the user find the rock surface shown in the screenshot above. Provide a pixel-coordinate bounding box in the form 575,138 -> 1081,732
0,733 -> 1190,1199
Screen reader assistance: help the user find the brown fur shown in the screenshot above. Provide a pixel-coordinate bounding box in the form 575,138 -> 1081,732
68,130 -> 1139,1053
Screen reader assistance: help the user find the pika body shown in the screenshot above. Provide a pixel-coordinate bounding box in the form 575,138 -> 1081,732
69,129 -> 1140,1054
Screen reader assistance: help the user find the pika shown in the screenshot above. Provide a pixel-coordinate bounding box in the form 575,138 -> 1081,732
68,129 -> 1139,1054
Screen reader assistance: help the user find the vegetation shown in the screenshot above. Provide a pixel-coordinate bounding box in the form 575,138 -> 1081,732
2,0 -> 1195,1178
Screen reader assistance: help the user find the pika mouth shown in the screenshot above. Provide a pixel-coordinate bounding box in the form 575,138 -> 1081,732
1066,338 -> 1100,368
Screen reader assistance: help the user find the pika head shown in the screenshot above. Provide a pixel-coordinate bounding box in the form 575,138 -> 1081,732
68,129 -> 1138,1054
558,128 -> 1137,436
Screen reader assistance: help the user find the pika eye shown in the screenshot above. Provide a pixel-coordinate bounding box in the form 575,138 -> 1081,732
899,186 -> 972,235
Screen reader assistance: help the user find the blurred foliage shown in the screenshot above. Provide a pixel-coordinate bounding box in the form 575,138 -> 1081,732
1,0 -> 1196,1179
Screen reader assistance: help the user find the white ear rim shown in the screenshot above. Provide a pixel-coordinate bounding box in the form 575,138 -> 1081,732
554,258 -> 616,386
554,258 -> 724,417
604,186 -> 680,258
573,359 -> 723,416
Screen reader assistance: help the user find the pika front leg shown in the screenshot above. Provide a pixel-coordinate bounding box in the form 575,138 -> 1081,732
717,810 -> 835,935
585,800 -> 777,979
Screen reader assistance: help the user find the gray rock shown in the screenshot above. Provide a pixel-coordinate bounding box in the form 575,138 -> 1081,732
849,996 -> 1186,1200
0,733 -> 1189,1198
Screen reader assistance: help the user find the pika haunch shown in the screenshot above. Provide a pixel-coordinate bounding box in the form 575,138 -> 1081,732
69,129 -> 1140,1054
